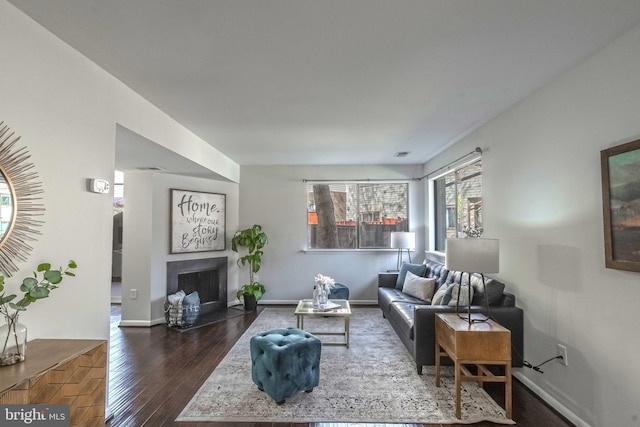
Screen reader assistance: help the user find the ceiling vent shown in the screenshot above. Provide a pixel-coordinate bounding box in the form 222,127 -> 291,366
394,152 -> 410,158
136,166 -> 165,171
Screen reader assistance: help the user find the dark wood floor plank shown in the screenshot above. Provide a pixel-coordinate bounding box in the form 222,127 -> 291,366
106,304 -> 573,427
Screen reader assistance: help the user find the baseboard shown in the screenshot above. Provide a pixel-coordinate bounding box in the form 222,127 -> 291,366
110,296 -> 122,304
118,319 -> 153,327
117,301 -> 377,327
513,371 -> 588,427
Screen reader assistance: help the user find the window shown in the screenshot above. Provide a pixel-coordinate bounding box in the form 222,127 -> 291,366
431,159 -> 482,252
307,182 -> 409,249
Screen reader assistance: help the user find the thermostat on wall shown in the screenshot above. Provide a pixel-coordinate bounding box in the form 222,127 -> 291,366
87,178 -> 110,194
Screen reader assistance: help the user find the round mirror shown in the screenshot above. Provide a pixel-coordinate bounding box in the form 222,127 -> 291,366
0,172 -> 14,241
0,121 -> 44,276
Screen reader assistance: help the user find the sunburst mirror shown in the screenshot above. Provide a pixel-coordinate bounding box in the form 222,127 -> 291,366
0,122 -> 44,276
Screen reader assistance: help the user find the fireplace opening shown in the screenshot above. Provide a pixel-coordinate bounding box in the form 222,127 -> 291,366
178,270 -> 219,304
167,257 -> 227,317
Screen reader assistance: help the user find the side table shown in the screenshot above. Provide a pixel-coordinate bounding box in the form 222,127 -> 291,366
435,313 -> 512,419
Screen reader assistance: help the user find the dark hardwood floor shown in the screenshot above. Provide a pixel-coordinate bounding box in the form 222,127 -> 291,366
106,305 -> 573,427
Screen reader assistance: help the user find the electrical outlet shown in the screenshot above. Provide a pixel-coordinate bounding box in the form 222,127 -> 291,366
557,344 -> 568,366
130,289 -> 138,299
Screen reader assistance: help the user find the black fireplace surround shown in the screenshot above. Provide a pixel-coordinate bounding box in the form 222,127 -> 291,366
166,257 -> 228,316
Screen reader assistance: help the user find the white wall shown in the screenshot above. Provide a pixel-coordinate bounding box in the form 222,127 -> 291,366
424,21 -> 640,427
0,1 -> 239,340
239,165 -> 424,303
120,172 -> 239,325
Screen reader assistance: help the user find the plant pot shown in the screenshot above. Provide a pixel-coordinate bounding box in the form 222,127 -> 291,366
243,295 -> 258,312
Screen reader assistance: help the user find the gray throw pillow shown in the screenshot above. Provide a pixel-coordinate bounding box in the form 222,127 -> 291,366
182,291 -> 200,306
471,279 -> 506,306
442,283 -> 455,305
402,272 -> 436,301
431,285 -> 448,305
396,262 -> 427,289
447,283 -> 474,307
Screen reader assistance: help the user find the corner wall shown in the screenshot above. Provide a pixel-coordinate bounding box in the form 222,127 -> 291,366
0,1 -> 238,340
238,165 -> 424,303
424,21 -> 640,427
120,172 -> 239,325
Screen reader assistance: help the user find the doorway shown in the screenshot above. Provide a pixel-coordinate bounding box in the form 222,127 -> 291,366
111,170 -> 124,305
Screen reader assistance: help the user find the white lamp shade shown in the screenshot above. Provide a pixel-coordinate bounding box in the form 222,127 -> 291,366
445,238 -> 499,273
390,232 -> 415,249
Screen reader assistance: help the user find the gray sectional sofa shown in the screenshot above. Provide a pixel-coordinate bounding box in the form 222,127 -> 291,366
378,256 -> 524,375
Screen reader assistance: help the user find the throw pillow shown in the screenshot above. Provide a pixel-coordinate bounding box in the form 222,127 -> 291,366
402,271 -> 436,301
396,262 -> 427,289
182,291 -> 200,306
447,283 -> 474,307
431,285 -> 449,305
442,283 -> 455,305
471,279 -> 506,306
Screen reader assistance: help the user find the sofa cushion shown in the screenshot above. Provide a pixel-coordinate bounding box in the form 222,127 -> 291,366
378,287 -> 427,313
396,262 -> 427,289
425,261 -> 449,288
388,302 -> 416,340
402,272 -> 436,301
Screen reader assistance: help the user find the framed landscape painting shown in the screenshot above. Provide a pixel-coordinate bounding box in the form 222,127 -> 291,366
601,138 -> 640,272
170,189 -> 226,253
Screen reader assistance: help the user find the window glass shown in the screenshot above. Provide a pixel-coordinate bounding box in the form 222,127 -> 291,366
307,182 -> 409,249
432,160 -> 482,251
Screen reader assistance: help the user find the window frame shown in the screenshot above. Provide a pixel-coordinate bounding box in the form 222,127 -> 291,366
305,180 -> 411,251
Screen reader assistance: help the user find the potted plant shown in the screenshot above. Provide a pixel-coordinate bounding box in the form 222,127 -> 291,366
0,260 -> 77,365
231,224 -> 268,311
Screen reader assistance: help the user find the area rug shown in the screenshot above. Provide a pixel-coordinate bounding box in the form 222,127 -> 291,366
176,307 -> 514,424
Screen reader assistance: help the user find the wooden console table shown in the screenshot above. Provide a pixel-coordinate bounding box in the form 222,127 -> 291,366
0,339 -> 107,427
435,313 -> 512,419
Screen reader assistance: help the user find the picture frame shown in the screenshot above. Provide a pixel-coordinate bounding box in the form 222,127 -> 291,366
170,189 -> 226,253
600,138 -> 640,272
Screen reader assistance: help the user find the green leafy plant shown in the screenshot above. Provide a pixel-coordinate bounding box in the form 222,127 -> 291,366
231,225 -> 268,302
0,260 -> 77,364
0,260 -> 78,320
236,282 -> 265,301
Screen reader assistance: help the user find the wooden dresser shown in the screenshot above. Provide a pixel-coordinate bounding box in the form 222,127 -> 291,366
0,339 -> 107,427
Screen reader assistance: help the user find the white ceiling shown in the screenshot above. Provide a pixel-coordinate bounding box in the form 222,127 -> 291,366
10,0 -> 640,169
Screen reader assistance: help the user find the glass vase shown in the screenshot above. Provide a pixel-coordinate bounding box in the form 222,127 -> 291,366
313,286 -> 329,308
317,289 -> 328,308
0,314 -> 27,366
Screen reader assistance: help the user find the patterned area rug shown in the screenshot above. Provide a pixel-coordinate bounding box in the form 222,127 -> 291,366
177,307 -> 514,424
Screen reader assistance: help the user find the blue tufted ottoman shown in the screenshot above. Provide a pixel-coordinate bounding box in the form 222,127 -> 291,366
329,282 -> 350,300
250,327 -> 321,404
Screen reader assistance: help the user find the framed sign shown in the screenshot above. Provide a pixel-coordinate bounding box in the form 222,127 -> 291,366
600,138 -> 640,272
170,189 -> 225,253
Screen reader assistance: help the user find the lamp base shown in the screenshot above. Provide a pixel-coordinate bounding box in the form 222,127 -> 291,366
395,248 -> 412,271
455,272 -> 490,325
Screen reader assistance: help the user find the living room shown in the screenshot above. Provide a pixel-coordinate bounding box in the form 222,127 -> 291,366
2,1 -> 640,426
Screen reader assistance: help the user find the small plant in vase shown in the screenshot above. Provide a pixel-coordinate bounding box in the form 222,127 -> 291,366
313,274 -> 335,308
0,260 -> 77,366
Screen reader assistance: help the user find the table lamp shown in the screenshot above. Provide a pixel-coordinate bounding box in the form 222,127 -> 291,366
445,238 -> 499,324
390,231 -> 415,271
